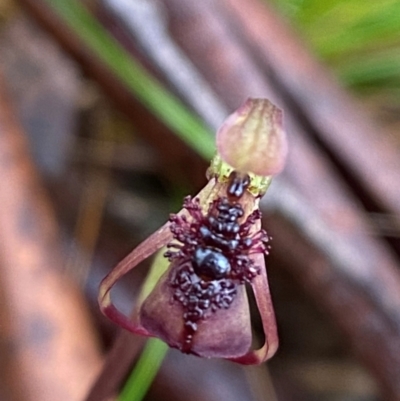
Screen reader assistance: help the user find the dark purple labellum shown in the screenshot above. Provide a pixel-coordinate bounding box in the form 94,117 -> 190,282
164,172 -> 269,352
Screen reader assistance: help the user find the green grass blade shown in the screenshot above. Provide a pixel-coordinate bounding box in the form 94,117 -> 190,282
271,0 -> 400,96
337,51 -> 400,88
118,339 -> 169,401
43,0 -> 215,160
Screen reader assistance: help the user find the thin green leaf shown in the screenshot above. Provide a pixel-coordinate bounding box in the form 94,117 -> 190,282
43,0 -> 215,159
118,338 -> 169,401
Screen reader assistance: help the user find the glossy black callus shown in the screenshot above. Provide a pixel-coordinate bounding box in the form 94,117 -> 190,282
192,246 -> 231,280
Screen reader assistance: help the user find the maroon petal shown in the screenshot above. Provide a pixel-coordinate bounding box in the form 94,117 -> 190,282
229,252 -> 279,364
140,261 -> 252,359
98,223 -> 173,335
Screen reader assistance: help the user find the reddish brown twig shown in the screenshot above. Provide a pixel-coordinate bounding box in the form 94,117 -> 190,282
0,72 -> 102,400
269,210 -> 400,401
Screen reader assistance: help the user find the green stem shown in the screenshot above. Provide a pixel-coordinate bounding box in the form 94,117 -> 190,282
118,339 -> 169,401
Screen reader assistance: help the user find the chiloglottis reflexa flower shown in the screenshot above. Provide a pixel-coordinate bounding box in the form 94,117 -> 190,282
98,98 -> 287,364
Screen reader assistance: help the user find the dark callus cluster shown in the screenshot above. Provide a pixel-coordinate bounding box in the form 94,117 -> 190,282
165,171 -> 269,351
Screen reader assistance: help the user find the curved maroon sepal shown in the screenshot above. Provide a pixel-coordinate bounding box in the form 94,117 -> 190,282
229,253 -> 279,364
98,223 -> 173,335
101,304 -> 149,336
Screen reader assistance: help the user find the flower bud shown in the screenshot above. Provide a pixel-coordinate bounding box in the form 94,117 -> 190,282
216,98 -> 287,176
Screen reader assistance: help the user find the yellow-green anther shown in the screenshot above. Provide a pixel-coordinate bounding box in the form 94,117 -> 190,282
207,154 -> 272,197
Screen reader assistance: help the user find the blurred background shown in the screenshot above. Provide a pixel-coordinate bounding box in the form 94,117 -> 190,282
1,0 -> 400,400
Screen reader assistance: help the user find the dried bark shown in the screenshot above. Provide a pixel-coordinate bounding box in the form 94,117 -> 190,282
265,184 -> 400,400
0,73 -> 102,401
85,330 -> 146,401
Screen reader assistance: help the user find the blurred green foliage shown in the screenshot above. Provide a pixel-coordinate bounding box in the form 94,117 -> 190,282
271,0 -> 400,98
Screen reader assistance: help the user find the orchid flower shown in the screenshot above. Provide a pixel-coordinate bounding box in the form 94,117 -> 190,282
98,98 -> 287,364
